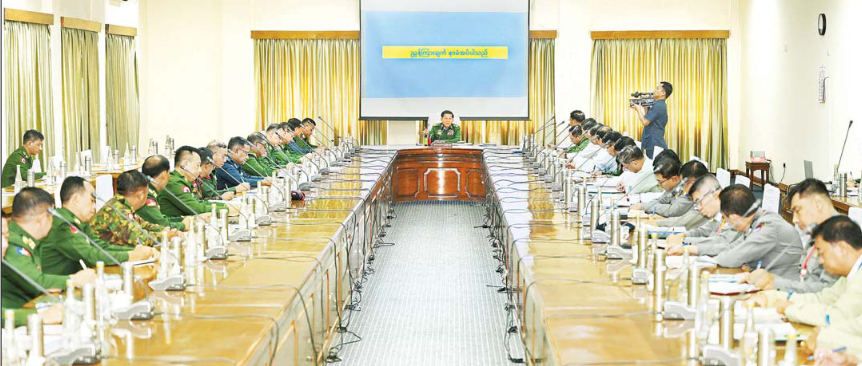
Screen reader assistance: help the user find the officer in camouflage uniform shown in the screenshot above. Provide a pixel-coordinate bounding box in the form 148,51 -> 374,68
159,146 -> 230,217
425,110 -> 461,143
91,171 -> 178,247
38,177 -> 152,275
1,188 -> 95,325
1,130 -> 47,187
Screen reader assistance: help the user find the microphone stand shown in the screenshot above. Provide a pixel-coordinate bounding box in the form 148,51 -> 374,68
837,120 -> 854,169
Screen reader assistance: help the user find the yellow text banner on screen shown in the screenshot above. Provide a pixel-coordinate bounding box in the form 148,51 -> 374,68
381,46 -> 508,59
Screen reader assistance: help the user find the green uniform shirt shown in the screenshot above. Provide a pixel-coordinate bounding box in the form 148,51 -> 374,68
566,137 -> 590,154
243,152 -> 272,177
294,136 -> 313,150
1,146 -> 46,188
199,175 -> 234,200
428,123 -> 461,143
267,145 -> 290,165
158,170 -> 227,217
91,194 -> 165,247
38,207 -> 131,276
1,221 -> 69,311
136,185 -> 186,231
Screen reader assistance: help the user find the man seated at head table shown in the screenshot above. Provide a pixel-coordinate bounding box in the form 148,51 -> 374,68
161,146 -> 236,217
39,176 -> 154,275
2,189 -> 96,326
91,170 -> 181,247
666,174 -> 743,256
424,110 -> 462,144
1,216 -> 65,326
652,160 -> 711,230
1,130 -> 47,188
681,184 -> 803,277
217,138 -> 273,190
740,178 -> 840,293
615,146 -> 662,194
630,157 -> 694,217
752,216 -> 862,328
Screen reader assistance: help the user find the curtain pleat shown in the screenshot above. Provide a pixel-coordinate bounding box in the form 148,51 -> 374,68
3,20 -> 55,166
106,34 -> 140,155
62,28 -> 100,165
255,38 -> 387,145
459,38 -> 555,146
590,38 -> 727,170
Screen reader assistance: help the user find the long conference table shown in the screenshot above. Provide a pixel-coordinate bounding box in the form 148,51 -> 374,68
15,145 -> 857,365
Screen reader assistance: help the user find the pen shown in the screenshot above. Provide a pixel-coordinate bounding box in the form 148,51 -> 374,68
807,346 -> 846,361
826,314 -> 831,327
756,260 -> 762,270
786,290 -> 793,300
79,260 -> 87,270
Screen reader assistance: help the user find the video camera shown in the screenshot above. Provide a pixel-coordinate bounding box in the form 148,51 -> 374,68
629,92 -> 655,108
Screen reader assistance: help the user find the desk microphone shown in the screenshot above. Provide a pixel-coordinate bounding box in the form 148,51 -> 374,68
837,120 -> 853,170
1,258 -> 62,302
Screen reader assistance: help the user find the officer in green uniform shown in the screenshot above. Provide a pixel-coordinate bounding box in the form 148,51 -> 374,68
201,143 -> 250,198
1,217 -> 65,326
425,110 -> 461,143
277,124 -> 306,163
1,130 -> 47,187
139,155 -> 195,231
158,146 -> 231,217
245,134 -> 275,177
1,188 -> 95,325
265,124 -> 292,165
91,171 -> 177,247
302,118 -> 319,149
566,126 -> 589,154
39,177 -> 152,275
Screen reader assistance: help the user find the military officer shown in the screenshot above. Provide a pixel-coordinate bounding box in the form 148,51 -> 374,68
1,130 -> 47,187
217,138 -> 272,190
287,120 -> 315,154
245,133 -> 275,177
1,217 -> 65,326
666,175 -> 743,256
301,118 -> 318,149
139,155 -> 194,230
566,126 -> 589,154
752,216 -> 862,327
265,124 -> 292,164
91,170 -> 179,247
204,141 -> 251,195
278,121 -> 308,162
39,176 -> 153,275
2,188 -> 95,316
195,148 -> 235,201
425,110 -> 461,143
740,179 -> 840,293
690,185 -> 804,278
160,146 -> 233,216
631,158 -> 694,217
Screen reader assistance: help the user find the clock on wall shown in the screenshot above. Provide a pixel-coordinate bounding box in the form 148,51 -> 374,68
818,13 -> 827,36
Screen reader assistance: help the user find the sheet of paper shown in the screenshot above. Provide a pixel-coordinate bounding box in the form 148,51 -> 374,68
763,184 -> 781,213
666,255 -> 718,269
709,282 -> 757,295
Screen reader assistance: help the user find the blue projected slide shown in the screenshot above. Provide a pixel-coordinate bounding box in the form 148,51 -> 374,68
360,0 -> 529,119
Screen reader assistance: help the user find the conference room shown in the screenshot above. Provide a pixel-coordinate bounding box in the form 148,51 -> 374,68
1,0 -> 861,365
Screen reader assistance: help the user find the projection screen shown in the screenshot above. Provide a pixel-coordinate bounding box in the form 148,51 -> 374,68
360,0 -> 529,120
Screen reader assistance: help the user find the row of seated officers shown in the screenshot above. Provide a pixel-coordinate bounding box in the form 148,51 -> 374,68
0,119 -> 324,328
559,110 -> 862,364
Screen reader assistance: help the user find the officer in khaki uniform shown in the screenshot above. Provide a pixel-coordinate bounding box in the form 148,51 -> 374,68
1,188 -> 95,325
39,177 -> 153,275
91,171 -> 178,247
1,130 -> 47,188
159,146 -> 230,217
425,110 -> 461,143
753,216 -> 862,328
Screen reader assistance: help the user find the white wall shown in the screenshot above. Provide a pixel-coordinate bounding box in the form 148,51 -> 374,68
1,0 -> 139,162
737,0 -> 860,184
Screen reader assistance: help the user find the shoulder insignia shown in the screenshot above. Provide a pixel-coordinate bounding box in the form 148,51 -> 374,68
182,186 -> 191,193
193,181 -> 198,189
22,237 -> 35,249
146,198 -> 157,207
17,247 -> 30,257
20,157 -> 26,163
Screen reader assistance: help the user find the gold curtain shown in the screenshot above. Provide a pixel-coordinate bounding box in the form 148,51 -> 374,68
62,27 -> 100,164
106,34 -> 140,154
255,38 -> 387,145
3,20 -> 55,166
590,38 -> 727,170
458,38 -> 555,146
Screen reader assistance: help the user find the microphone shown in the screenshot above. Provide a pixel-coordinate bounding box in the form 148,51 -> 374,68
1,258 -> 61,302
315,115 -> 339,143
145,176 -> 240,246
208,156 -> 247,185
572,147 -> 603,172
837,120 -> 853,169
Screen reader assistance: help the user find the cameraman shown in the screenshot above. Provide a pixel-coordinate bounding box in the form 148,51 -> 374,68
631,82 -> 672,159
